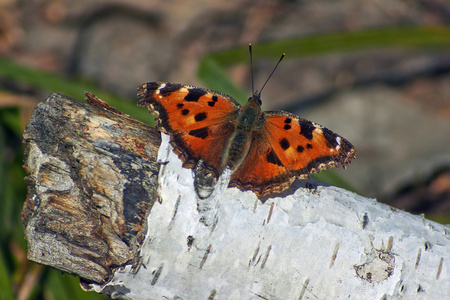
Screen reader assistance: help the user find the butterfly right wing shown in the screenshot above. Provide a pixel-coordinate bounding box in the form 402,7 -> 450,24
229,111 -> 356,198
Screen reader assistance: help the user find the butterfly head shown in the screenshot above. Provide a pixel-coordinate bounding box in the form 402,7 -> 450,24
237,92 -> 263,130
247,91 -> 262,107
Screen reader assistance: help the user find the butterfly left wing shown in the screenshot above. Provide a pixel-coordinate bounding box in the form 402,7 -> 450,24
137,82 -> 240,174
229,111 -> 356,198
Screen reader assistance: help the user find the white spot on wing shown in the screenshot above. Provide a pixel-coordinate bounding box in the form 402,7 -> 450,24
336,137 -> 341,150
156,83 -> 166,94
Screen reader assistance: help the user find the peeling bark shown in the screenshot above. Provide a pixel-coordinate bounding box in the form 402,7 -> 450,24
22,93 -> 160,283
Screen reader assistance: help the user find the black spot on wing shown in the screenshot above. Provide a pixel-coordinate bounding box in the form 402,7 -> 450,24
188,128 -> 208,139
299,120 -> 315,140
284,124 -> 291,130
207,95 -> 220,106
297,145 -> 304,153
279,138 -> 290,150
322,127 -> 339,148
266,149 -> 283,166
176,103 -> 184,109
159,83 -> 182,97
145,82 -> 162,92
284,118 -> 292,123
181,109 -> 189,115
195,112 -> 207,122
306,143 -> 313,149
184,88 -> 207,102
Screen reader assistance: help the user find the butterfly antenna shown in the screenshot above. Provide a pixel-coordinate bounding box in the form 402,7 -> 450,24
259,52 -> 285,94
249,43 -> 254,96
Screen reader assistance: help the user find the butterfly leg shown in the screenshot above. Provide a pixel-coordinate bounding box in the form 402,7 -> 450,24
194,159 -> 220,226
194,159 -> 218,200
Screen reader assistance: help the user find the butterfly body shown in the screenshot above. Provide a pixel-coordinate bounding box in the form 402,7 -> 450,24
226,96 -> 263,171
138,82 -> 356,199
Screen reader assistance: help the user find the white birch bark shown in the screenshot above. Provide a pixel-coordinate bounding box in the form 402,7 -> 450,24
88,134 -> 449,300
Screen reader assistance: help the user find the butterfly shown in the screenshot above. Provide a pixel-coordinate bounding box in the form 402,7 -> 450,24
137,52 -> 356,199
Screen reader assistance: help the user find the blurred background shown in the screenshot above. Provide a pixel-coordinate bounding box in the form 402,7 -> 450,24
1,0 -> 449,299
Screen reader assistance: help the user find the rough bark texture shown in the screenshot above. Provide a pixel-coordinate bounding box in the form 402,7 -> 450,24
23,93 -> 449,299
22,93 -> 160,283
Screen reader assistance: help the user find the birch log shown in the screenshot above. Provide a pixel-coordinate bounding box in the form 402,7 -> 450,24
23,93 -> 449,299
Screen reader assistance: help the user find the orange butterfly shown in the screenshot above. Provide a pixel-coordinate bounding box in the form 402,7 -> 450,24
138,54 -> 356,199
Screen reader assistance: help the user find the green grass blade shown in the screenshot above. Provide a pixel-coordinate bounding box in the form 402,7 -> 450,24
44,270 -> 105,300
0,250 -> 15,300
311,170 -> 358,193
0,58 -> 153,124
206,26 -> 450,67
197,55 -> 248,104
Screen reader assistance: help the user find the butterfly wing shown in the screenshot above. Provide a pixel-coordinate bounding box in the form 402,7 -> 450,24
229,111 -> 356,198
138,82 -> 240,174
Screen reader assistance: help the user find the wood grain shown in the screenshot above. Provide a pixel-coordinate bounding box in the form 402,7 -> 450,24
22,93 -> 160,283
